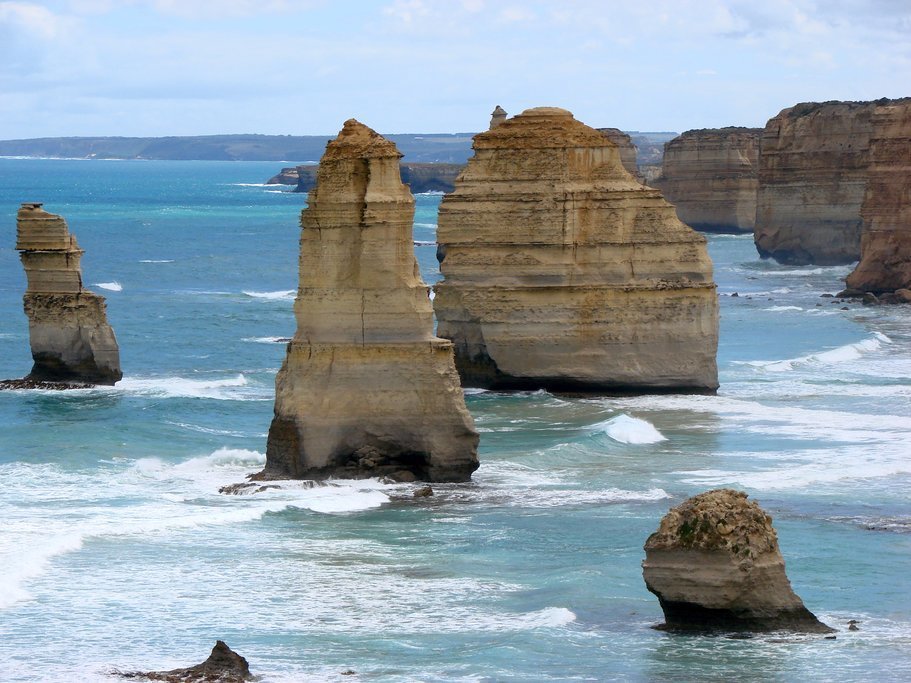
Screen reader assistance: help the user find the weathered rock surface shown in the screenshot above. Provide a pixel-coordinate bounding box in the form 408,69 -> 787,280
294,162 -> 464,194
117,640 -> 255,682
14,203 -> 121,385
643,489 -> 833,633
653,127 -> 761,233
489,105 -> 508,129
259,119 -> 479,483
598,127 -> 640,179
755,100 -> 894,265
433,107 -> 719,393
845,101 -> 911,295
266,166 -> 300,185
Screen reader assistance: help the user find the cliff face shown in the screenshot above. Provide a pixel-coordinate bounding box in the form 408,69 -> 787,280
433,107 -> 719,393
294,162 -> 464,194
845,101 -> 911,294
260,120 -> 479,483
654,128 -> 761,233
15,203 -> 122,385
754,101 -> 881,265
597,128 -> 640,179
643,489 -> 832,633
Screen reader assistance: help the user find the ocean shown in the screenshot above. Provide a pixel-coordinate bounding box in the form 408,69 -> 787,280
1,158 -> 909,682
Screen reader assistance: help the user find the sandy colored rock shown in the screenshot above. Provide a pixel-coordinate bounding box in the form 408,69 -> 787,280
489,105 -> 507,129
597,127 -> 640,180
14,203 -> 121,385
845,101 -> 911,294
259,119 -> 479,483
433,107 -> 719,393
653,128 -> 761,233
642,489 -> 833,633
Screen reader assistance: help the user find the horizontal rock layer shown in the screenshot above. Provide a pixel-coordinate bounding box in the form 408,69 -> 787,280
294,162 -> 464,194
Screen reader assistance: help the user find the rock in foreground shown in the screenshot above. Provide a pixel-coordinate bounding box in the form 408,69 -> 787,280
118,640 -> 254,682
15,203 -> 121,385
642,489 -> 833,633
259,119 -> 479,483
434,107 -> 719,393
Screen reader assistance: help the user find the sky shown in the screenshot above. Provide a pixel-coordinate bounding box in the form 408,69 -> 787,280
1,0 -> 909,138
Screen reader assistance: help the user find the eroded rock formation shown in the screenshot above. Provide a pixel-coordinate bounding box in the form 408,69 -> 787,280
490,105 -> 508,129
294,162 -> 464,194
598,127 -> 640,179
653,128 -> 761,233
433,107 -> 719,393
14,203 -> 121,385
845,101 -> 911,295
117,640 -> 254,682
259,119 -> 479,483
642,489 -> 833,633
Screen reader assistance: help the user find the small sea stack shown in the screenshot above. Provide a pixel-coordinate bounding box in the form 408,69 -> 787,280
117,640 -> 254,682
258,119 -> 479,483
12,203 -> 121,385
642,489 -> 833,633
433,106 -> 719,393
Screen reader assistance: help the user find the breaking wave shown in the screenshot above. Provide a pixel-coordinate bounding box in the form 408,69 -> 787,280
94,281 -> 122,292
593,414 -> 666,444
242,289 -> 295,301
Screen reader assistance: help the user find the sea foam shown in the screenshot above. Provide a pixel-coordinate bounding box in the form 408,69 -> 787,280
742,332 -> 891,372
242,289 -> 295,301
594,414 -> 666,444
94,281 -> 122,292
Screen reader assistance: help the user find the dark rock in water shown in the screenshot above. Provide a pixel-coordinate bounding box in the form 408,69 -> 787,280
117,640 -> 255,682
0,377 -> 90,390
642,489 -> 834,634
862,292 -> 879,305
820,293 -> 834,298
836,288 -> 864,298
413,485 -> 434,497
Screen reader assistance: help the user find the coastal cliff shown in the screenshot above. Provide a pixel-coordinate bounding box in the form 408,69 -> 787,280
13,203 -> 121,385
598,128 -> 640,179
259,120 -> 479,483
653,128 -> 761,233
433,107 -> 719,393
293,162 -> 464,194
845,101 -> 911,295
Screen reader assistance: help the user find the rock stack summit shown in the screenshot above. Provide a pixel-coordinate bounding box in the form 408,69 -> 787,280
259,119 -> 479,483
13,203 -> 121,385
433,107 -> 719,393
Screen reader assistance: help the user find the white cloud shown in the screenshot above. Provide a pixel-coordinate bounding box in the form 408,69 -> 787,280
0,1 -> 69,38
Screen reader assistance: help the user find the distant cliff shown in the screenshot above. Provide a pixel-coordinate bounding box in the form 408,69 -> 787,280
653,127 -> 761,233
293,162 -> 464,194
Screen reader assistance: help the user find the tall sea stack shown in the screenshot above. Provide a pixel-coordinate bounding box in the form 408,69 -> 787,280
433,107 -> 719,393
15,203 -> 121,385
260,119 -> 479,483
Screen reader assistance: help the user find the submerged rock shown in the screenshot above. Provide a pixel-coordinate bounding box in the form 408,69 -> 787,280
433,107 -> 719,393
117,640 -> 255,682
653,127 -> 761,233
14,203 -> 121,385
258,119 -> 479,483
642,489 -> 833,633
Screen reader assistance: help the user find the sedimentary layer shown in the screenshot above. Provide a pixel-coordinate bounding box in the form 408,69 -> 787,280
643,489 -> 833,633
294,162 -> 464,194
598,127 -> 640,179
653,127 -> 761,233
434,107 -> 719,393
261,120 -> 479,483
845,101 -> 911,294
15,203 -> 121,385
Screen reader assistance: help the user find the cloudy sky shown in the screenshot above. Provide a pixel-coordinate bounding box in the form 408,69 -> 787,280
1,0 -> 909,138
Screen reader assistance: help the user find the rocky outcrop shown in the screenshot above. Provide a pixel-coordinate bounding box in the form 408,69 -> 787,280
14,203 -> 121,385
259,119 -> 479,483
642,489 -> 833,633
433,107 -> 719,393
266,166 -> 301,185
598,128 -> 640,179
294,162 -> 464,194
490,105 -> 508,129
845,101 -> 911,295
117,640 -> 254,682
653,128 -> 761,233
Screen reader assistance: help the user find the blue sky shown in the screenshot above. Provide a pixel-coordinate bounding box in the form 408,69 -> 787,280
1,0 -> 909,137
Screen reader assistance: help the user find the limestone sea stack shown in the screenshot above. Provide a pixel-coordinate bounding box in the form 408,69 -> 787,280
260,119 -> 479,483
433,107 -> 719,393
14,203 -> 121,385
653,128 -> 761,233
845,101 -> 911,295
642,489 -> 833,633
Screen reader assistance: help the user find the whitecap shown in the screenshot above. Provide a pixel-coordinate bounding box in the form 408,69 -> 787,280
138,259 -> 174,263
740,332 -> 891,372
764,306 -> 803,312
0,534 -> 86,609
242,336 -> 290,344
413,240 -> 436,246
115,374 -> 263,401
242,289 -> 295,301
594,414 -> 666,444
94,281 -> 122,292
414,222 -> 438,228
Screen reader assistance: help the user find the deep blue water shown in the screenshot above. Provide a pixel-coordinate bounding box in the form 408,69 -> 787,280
1,158 -> 910,682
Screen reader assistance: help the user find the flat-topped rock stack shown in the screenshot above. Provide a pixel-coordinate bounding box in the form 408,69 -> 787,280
13,203 -> 121,385
643,489 -> 833,633
259,119 -> 479,483
433,107 -> 719,393
845,101 -> 911,297
653,127 -> 761,233
597,127 -> 640,180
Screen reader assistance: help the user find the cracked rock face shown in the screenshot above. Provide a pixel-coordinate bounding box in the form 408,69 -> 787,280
259,119 -> 479,483
642,489 -> 833,633
14,203 -> 122,385
433,107 -> 719,393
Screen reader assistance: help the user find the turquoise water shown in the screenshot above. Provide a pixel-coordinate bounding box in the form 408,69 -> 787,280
1,158 -> 910,682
